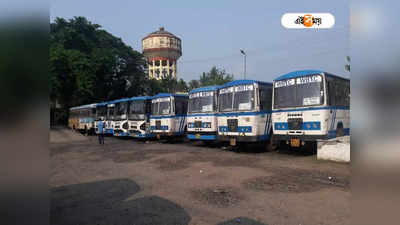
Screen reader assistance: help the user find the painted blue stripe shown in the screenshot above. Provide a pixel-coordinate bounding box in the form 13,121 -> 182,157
274,121 -> 321,130
150,114 -> 187,119
219,126 -> 252,133
187,113 -> 217,117
179,117 -> 184,132
150,125 -> 169,130
114,132 -> 130,137
133,133 -> 155,138
263,114 -> 268,135
187,134 -> 217,140
272,106 -> 349,113
217,111 -> 272,117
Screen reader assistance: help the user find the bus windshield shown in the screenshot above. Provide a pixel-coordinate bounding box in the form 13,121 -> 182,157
115,102 -> 128,120
96,106 -> 107,120
274,74 -> 324,109
188,91 -> 215,113
107,106 -> 115,120
129,100 -> 146,120
152,98 -> 171,115
219,84 -> 255,112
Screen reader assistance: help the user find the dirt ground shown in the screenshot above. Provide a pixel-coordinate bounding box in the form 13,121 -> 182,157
50,128 -> 350,225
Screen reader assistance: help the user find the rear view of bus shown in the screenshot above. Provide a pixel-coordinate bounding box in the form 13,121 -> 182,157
150,93 -> 188,139
272,70 -> 350,148
217,80 -> 273,146
187,86 -> 220,141
113,98 -> 131,137
128,96 -> 154,138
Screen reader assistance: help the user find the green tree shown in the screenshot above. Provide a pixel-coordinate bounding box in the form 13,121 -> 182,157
200,66 -> 234,86
50,16 -> 147,124
345,56 -> 351,72
188,79 -> 200,90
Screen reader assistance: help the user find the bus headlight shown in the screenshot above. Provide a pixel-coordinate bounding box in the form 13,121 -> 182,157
203,122 -> 211,128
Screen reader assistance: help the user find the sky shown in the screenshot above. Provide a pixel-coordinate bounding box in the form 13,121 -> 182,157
50,0 -> 350,82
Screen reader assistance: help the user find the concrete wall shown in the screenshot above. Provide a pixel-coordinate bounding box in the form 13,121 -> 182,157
317,136 -> 350,163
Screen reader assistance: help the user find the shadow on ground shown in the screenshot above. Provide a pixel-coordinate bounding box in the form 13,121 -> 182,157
51,178 -> 191,225
217,217 -> 268,225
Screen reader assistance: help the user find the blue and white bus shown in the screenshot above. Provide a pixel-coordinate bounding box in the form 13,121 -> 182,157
105,101 -> 115,134
128,96 -> 154,138
94,102 -> 107,134
150,93 -> 188,139
272,70 -> 350,147
217,80 -> 273,146
113,98 -> 132,137
187,86 -> 220,141
71,103 -> 97,135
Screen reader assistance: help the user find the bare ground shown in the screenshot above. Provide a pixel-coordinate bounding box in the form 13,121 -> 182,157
50,128 -> 350,225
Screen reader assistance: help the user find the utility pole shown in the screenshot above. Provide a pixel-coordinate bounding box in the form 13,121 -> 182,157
240,49 -> 246,79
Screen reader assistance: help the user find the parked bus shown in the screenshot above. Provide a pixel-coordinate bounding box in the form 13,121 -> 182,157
128,96 -> 154,138
150,93 -> 188,139
94,102 -> 107,134
68,106 -> 80,130
217,80 -> 273,146
113,98 -> 131,137
69,103 -> 97,134
105,101 -> 115,134
272,70 -> 350,148
187,86 -> 220,141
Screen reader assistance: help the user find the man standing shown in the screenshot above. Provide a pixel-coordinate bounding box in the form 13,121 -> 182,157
97,119 -> 105,144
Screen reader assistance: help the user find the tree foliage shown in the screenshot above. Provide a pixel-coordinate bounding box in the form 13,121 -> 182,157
187,66 -> 234,90
50,16 -> 147,110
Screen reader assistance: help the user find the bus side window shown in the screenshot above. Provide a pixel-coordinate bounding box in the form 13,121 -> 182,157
259,87 -> 272,111
175,99 -> 183,115
328,81 -> 336,106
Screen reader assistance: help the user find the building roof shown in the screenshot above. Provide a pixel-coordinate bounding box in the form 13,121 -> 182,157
220,79 -> 272,89
142,27 -> 181,41
189,85 -> 220,94
274,70 -> 324,81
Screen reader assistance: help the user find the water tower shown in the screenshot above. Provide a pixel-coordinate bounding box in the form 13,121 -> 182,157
142,27 -> 182,80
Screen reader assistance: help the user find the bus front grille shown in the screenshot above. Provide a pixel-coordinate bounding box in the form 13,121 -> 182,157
156,120 -> 161,130
227,119 -> 238,132
195,121 -> 202,128
288,118 -> 303,130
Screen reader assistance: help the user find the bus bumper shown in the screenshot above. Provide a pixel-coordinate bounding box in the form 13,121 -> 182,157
187,132 -> 217,141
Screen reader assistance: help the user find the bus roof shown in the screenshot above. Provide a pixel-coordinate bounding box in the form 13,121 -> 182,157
152,93 -> 188,99
96,102 -> 108,107
110,98 -> 131,104
274,70 -> 324,81
130,96 -> 152,101
220,79 -> 272,88
189,85 -> 220,94
70,103 -> 97,110
274,70 -> 349,81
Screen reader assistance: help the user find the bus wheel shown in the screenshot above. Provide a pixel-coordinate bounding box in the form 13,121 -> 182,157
336,123 -> 344,137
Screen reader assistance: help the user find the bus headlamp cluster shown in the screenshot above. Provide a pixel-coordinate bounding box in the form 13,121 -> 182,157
203,122 -> 212,128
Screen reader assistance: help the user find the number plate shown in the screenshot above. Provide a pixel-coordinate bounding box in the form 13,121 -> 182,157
290,138 -> 300,147
115,133 -> 119,136
230,138 -> 236,146
196,133 -> 201,139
